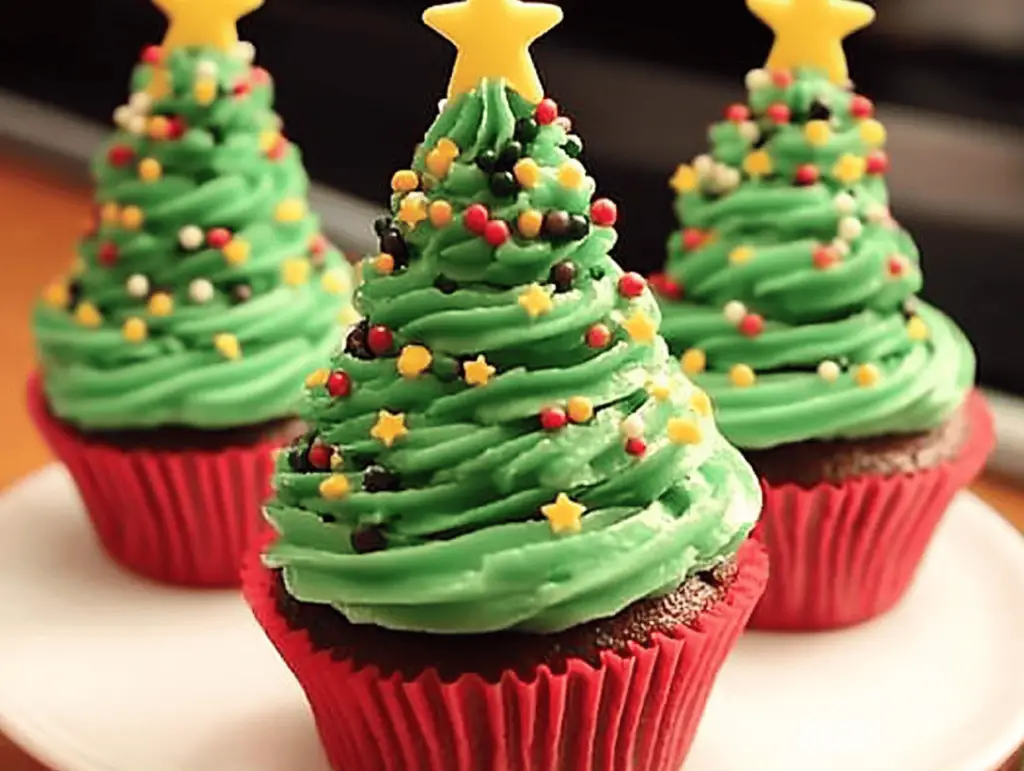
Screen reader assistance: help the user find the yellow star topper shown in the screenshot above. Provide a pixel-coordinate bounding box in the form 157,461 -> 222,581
423,0 -> 563,104
746,0 -> 875,85
148,0 -> 264,96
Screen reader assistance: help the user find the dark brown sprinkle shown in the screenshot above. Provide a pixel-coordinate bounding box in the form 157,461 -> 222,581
809,99 -> 831,121
362,465 -> 400,492
543,210 -> 571,238
379,228 -> 408,264
351,525 -> 387,554
230,283 -> 253,303
476,149 -> 498,174
373,216 -> 392,236
288,445 -> 312,472
320,513 -> 337,524
345,319 -> 372,359
567,214 -> 589,240
514,117 -> 539,144
549,260 -> 577,293
489,171 -> 519,198
497,140 -> 523,170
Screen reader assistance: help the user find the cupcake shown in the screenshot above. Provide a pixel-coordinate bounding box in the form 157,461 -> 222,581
28,0 -> 356,587
243,2 -> 767,769
651,0 -> 993,630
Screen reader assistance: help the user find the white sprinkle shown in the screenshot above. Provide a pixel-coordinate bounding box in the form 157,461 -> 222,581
693,154 -> 715,177
113,105 -> 132,128
745,68 -> 772,91
838,216 -> 864,242
128,92 -> 152,113
437,98 -> 448,114
554,116 -> 573,133
620,414 -> 644,439
125,274 -> 150,298
126,115 -> 147,135
235,41 -> 256,64
818,360 -> 841,382
713,165 -> 741,191
178,225 -> 204,250
831,238 -> 851,257
738,121 -> 760,143
866,203 -> 890,224
196,60 -> 219,79
724,300 -> 747,324
189,278 -> 215,304
833,192 -> 857,215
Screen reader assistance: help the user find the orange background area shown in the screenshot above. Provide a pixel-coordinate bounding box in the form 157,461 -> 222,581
0,154 -> 1021,770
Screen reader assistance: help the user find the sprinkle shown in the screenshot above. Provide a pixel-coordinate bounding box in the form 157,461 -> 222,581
838,216 -> 863,242
745,68 -> 771,90
743,150 -> 773,177
729,364 -> 756,388
429,200 -> 453,228
397,345 -> 433,378
567,396 -> 593,423
282,258 -> 310,286
738,121 -> 761,143
275,198 -> 306,222
462,355 -> 496,386
43,283 -> 69,308
667,417 -> 702,445
397,192 -> 428,228
425,148 -> 453,178
739,313 -> 764,337
622,310 -> 658,344
647,376 -> 673,401
235,41 -> 256,63
435,138 -> 459,158
517,209 -> 544,239
391,169 -> 419,192
326,370 -> 352,397
556,159 -> 586,189
813,244 -> 840,269
128,91 -> 152,113
693,155 -> 715,177
321,269 -> 349,294
859,119 -> 887,147
518,283 -> 554,317
723,300 -> 747,324
100,203 -> 121,225
541,493 -> 585,535
907,316 -> 929,341
147,292 -> 174,316
805,120 -> 831,146
712,165 -> 742,191
195,59 -> 219,78
540,406 -> 568,431
374,253 -> 395,275
319,474 -> 350,501
222,238 -> 251,265
831,239 -> 851,257
138,158 -> 162,182
681,348 -> 707,375
818,360 -> 841,382
690,390 -> 713,416
833,193 -> 857,215
371,410 -> 408,448
122,317 -> 147,342
189,278 -> 215,303
125,274 -> 150,298
146,115 -> 171,140
305,368 -> 330,388
258,130 -> 280,152
214,333 -> 241,360
75,302 -> 102,327
855,363 -> 880,387
514,158 -> 542,188
118,205 -> 144,230
178,225 -> 204,250
125,115 -> 146,135
625,437 -> 647,457
729,246 -> 754,265
832,154 -> 866,185
193,77 -> 218,105
866,203 -> 890,224
620,414 -> 644,438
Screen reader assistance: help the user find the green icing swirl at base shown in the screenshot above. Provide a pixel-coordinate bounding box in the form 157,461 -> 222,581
32,46 -> 354,430
264,81 -> 760,634
658,68 -> 975,450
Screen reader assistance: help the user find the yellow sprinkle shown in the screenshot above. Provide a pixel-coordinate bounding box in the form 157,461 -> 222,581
425,148 -> 452,178
305,368 -> 330,388
743,150 -> 773,178
100,202 -> 121,225
435,137 -> 460,159
681,348 -> 707,375
428,200 -> 453,228
518,283 -> 554,318
282,257 -> 311,286
275,198 -> 306,223
138,158 -> 162,182
146,115 -> 171,140
667,417 -> 703,445
514,158 -> 542,188
567,396 -> 594,423
541,493 -> 585,535
832,154 -> 866,185
690,390 -> 713,417
517,209 -> 544,239
122,317 -> 148,342
374,253 -> 395,275
120,205 -> 144,230
330,452 -> 344,470
371,410 -> 408,448
75,302 -> 102,327
194,77 -> 218,105
147,292 -> 174,316
647,376 -> 673,401
859,119 -> 887,148
463,355 -> 496,387
556,159 -> 586,189
670,164 -> 699,193
396,192 -> 428,228
222,238 -> 251,265
805,120 -> 832,146
907,316 -> 929,341
855,363 -> 881,387
729,363 -> 756,388
623,310 -> 658,345
391,169 -> 419,192
321,269 -> 348,294
43,283 -> 69,308
397,345 -> 433,378
258,130 -> 280,152
318,474 -> 350,501
214,333 -> 242,360
729,246 -> 755,265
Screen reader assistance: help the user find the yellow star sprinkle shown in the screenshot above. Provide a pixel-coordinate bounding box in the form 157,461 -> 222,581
397,192 -> 429,228
622,310 -> 658,345
120,205 -> 145,230
371,410 -> 408,448
282,257 -> 311,286
122,317 -> 148,342
517,209 -> 543,239
463,355 -> 496,386
319,474 -> 350,501
275,198 -> 306,223
138,158 -> 162,182
746,0 -> 876,85
670,164 -> 699,193
42,283 -> 69,308
321,269 -> 348,294
75,302 -> 102,327
422,0 -> 563,104
540,493 -> 585,535
855,362 -> 880,387
567,396 -> 594,423
514,158 -> 542,188
556,159 -> 586,189
101,202 -> 121,225
429,200 -> 453,227
859,119 -> 887,147
681,348 -> 707,375
518,283 -> 554,317
907,316 -> 929,342
391,169 -> 419,193
647,375 -> 673,401
214,332 -> 242,360
743,150 -> 773,178
805,120 -> 831,146
832,153 -> 866,185
729,363 -> 757,388
729,246 -> 755,265
148,292 -> 174,316
305,368 -> 330,388
397,345 -> 433,378
690,390 -> 713,417
667,416 -> 703,445
222,238 -> 250,265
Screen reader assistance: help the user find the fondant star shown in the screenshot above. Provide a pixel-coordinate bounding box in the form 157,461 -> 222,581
396,193 -> 429,228
370,410 -> 408,448
462,355 -> 496,386
518,282 -> 554,318
540,493 -> 585,535
397,345 -> 433,378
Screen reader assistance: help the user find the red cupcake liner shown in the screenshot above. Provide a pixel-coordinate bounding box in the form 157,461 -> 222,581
27,371 -> 285,588
243,537 -> 768,771
749,388 -> 995,631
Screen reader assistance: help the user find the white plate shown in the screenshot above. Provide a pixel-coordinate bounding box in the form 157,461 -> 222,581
0,465 -> 1023,771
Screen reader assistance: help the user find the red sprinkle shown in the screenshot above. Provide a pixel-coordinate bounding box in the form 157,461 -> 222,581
463,204 -> 489,235
309,233 -> 328,256
766,103 -> 791,124
307,443 -> 332,470
771,70 -> 794,88
682,228 -> 706,251
813,245 -> 840,269
267,136 -> 288,161
625,437 -> 647,457
366,325 -> 394,356
97,242 -> 119,266
866,150 -> 889,175
166,116 -> 187,139
535,98 -> 559,125
725,103 -> 751,122
107,145 -> 135,167
483,220 -> 511,247
251,67 -> 271,85
590,198 -> 618,227
887,255 -> 906,277
232,80 -> 252,97
539,406 -> 568,431
206,228 -> 232,249
850,95 -> 875,119
326,370 -> 351,398
585,323 -> 612,348
739,313 -> 765,337
795,164 -> 820,186
648,272 -> 683,300
617,272 -> 646,299
140,45 -> 162,65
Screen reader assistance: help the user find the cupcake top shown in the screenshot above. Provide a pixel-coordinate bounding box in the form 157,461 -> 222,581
263,78 -> 761,635
655,65 -> 975,450
33,39 -> 355,431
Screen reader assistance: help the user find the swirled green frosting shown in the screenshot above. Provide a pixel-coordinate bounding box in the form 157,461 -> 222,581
32,45 -> 355,430
656,68 -> 975,450
264,80 -> 761,635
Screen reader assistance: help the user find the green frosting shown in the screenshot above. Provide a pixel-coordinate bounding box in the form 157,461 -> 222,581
32,46 -> 355,430
264,80 -> 761,635
657,68 -> 975,450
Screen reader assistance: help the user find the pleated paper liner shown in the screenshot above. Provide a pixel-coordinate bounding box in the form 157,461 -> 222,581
243,537 -> 768,771
27,371 -> 285,588
749,389 -> 995,631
